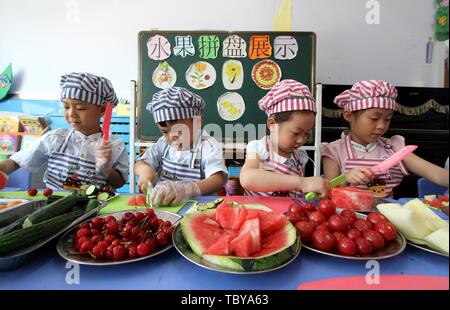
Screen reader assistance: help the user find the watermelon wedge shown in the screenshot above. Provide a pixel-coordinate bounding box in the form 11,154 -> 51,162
180,204 -> 299,272
331,187 -> 373,211
0,170 -> 8,190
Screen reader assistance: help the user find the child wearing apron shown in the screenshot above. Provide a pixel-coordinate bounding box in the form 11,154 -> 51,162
1,72 -> 129,190
240,79 -> 330,198
321,80 -> 449,198
135,87 -> 228,207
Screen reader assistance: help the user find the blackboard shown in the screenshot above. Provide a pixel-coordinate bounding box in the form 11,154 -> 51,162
137,31 -> 316,142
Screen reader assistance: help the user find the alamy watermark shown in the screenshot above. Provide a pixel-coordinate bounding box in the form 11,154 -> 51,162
365,0 -> 380,25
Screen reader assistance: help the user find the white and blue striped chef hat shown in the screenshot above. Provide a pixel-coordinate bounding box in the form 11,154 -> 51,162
147,87 -> 206,123
60,72 -> 119,107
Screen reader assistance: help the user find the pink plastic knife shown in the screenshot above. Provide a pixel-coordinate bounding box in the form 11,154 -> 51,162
102,102 -> 113,142
370,145 -> 417,173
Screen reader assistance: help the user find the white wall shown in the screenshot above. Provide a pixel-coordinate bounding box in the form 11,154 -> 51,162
0,0 -> 446,100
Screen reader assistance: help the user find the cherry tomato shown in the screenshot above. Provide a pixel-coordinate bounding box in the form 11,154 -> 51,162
315,221 -> 330,232
374,221 -> 397,242
295,221 -> 315,242
367,212 -> 388,225
43,188 -> 53,197
308,211 -> 327,224
328,214 -> 347,232
311,229 -> 336,252
355,237 -> 373,255
363,229 -> 385,250
346,228 -> 362,240
332,232 -> 346,242
337,237 -> 357,256
288,204 -> 304,217
27,188 -> 38,196
352,219 -> 373,233
286,211 -> 303,224
317,199 -> 336,218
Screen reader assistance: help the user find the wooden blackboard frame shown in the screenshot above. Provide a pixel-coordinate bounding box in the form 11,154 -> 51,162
137,30 -> 316,142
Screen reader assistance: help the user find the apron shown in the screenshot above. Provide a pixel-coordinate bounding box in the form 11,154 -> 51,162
245,137 -> 304,197
159,135 -> 204,182
46,129 -> 107,190
342,134 -> 408,197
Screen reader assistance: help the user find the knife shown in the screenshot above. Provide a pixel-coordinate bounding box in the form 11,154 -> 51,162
304,145 -> 417,200
102,102 -> 113,142
305,174 -> 347,200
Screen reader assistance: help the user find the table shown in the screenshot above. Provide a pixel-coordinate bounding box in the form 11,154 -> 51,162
0,195 -> 448,290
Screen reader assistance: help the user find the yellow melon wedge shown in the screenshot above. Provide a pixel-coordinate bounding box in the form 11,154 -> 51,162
424,228 -> 449,255
403,199 -> 449,231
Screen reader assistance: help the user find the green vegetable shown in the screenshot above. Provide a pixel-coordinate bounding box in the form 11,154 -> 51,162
22,196 -> 77,228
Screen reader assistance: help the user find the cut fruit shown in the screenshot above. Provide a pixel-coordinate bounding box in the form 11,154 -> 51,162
331,187 -> 373,211
229,217 -> 261,257
403,199 -> 449,231
0,170 -> 8,190
424,228 -> 449,255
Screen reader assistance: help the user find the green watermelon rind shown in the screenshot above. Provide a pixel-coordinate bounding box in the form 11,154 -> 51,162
203,223 -> 299,272
180,205 -> 300,272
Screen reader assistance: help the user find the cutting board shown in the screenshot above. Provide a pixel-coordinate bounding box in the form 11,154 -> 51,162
297,275 -> 449,290
221,196 -> 295,214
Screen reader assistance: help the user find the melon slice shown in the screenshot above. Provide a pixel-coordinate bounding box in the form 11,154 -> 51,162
424,228 -> 449,255
403,199 -> 449,231
229,217 -> 261,257
257,210 -> 288,236
331,187 -> 373,211
215,201 -> 240,229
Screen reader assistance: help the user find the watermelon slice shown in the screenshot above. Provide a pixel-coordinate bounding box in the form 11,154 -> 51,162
331,187 -> 373,211
181,204 -> 299,272
0,170 -> 8,190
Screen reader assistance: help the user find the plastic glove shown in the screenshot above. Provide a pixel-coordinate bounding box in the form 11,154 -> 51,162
150,180 -> 201,207
95,140 -> 113,179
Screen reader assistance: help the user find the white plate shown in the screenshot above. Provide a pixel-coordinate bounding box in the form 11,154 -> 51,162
186,61 -> 216,89
57,210 -> 181,265
251,60 -> 282,90
152,61 -> 177,89
222,60 -> 244,90
217,92 -> 245,121
173,224 -> 301,274
0,198 -> 29,214
302,209 -> 406,260
406,240 -> 448,258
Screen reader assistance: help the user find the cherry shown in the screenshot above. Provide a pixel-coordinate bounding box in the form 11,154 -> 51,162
43,188 -> 53,197
27,188 -> 38,196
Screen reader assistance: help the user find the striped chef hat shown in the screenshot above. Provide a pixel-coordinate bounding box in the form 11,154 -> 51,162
334,80 -> 397,111
147,87 -> 206,123
258,79 -> 316,116
60,72 -> 118,107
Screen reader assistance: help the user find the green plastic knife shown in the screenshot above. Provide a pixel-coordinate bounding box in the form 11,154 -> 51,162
305,174 -> 347,200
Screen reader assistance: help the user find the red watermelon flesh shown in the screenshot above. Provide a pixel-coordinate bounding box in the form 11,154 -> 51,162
232,206 -> 248,230
206,230 -> 239,255
252,225 -> 290,257
127,196 -> 137,206
0,170 -> 8,189
229,217 -> 261,257
257,210 -> 288,236
215,201 -> 240,229
191,213 -> 224,253
331,187 -> 373,211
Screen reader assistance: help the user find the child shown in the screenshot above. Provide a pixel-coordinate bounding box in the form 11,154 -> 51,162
240,79 -> 330,197
135,87 -> 228,206
0,72 -> 129,190
321,80 -> 449,197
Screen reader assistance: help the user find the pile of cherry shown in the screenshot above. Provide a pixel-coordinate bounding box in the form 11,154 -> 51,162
73,209 -> 174,261
286,199 -> 398,256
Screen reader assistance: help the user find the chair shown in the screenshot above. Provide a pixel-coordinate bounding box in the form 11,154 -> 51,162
417,178 -> 447,198
6,168 -> 32,189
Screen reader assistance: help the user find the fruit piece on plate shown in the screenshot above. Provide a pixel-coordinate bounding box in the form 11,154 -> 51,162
403,199 -> 449,231
0,170 -> 8,189
377,203 -> 432,239
424,228 -> 449,255
331,187 -> 373,211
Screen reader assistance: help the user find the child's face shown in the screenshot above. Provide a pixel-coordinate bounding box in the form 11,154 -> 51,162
269,111 -> 315,157
157,118 -> 195,151
344,108 -> 394,145
62,99 -> 104,136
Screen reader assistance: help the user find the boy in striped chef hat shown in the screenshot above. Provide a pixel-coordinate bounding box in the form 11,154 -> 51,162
240,79 -> 330,198
135,87 -> 227,207
0,72 -> 129,190
321,80 -> 448,197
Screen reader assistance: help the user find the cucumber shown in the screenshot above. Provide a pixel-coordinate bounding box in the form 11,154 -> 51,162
46,195 -> 66,205
85,199 -> 99,212
0,210 -> 84,255
0,216 -> 27,237
85,185 -> 98,196
22,196 -> 77,228
96,192 -> 110,201
197,198 -> 224,211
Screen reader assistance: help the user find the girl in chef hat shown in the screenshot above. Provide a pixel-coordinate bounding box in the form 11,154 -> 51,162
321,80 -> 449,197
240,79 -> 330,198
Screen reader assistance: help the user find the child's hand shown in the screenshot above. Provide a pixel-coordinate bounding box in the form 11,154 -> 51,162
137,175 -> 156,193
95,140 -> 113,178
150,180 -> 201,207
299,176 -> 331,198
345,167 -> 374,186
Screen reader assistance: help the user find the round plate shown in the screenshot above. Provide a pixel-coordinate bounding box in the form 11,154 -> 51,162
406,240 -> 449,258
217,92 -> 245,121
173,224 -> 301,274
186,61 -> 216,89
302,209 -> 406,260
251,59 -> 281,90
152,61 -> 177,89
56,210 -> 181,265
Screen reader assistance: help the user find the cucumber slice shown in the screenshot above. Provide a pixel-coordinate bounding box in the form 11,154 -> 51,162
85,185 -> 98,196
96,192 -> 110,201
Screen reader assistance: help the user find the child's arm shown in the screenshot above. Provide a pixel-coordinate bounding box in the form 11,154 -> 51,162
240,153 -> 330,197
196,171 -> 226,195
107,169 -> 126,188
134,160 -> 158,193
403,153 -> 449,187
0,159 -> 20,174
322,156 -> 373,185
